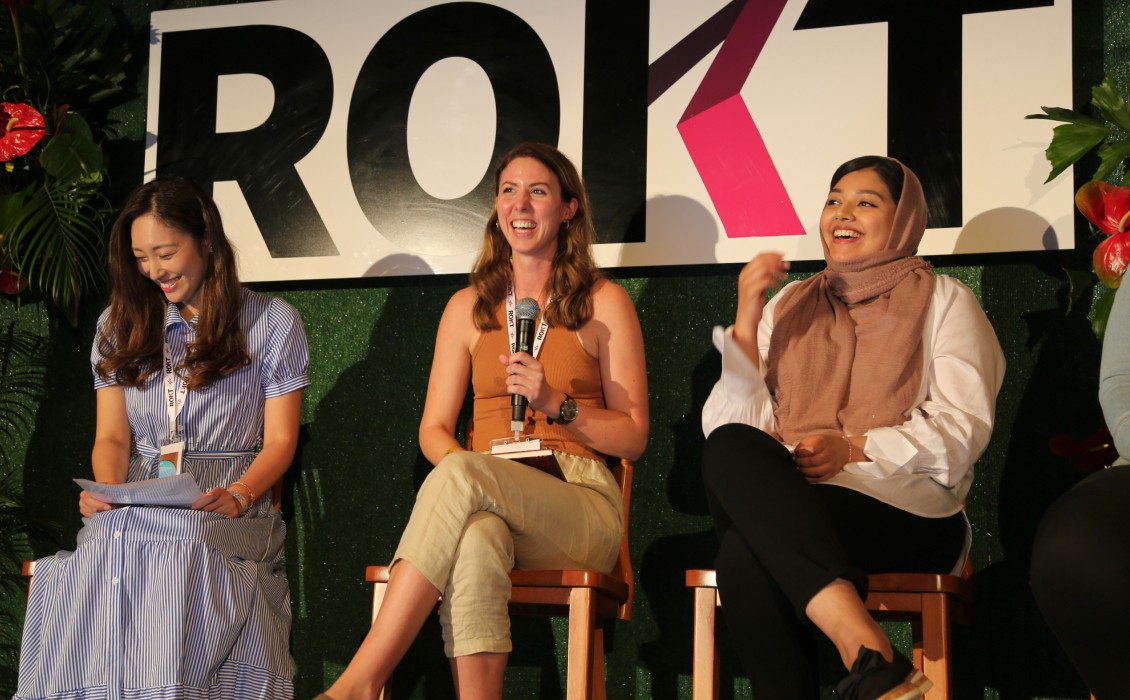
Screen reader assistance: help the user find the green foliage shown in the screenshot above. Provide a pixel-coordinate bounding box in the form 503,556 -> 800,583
0,319 -> 55,697
0,0 -> 131,322
1030,77 -> 1130,339
1027,76 -> 1130,184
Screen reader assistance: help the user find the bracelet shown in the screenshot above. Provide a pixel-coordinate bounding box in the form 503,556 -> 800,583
442,446 -> 463,460
227,489 -> 251,516
842,434 -> 854,464
231,480 -> 257,505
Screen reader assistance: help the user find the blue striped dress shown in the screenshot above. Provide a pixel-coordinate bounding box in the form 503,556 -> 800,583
16,289 -> 309,700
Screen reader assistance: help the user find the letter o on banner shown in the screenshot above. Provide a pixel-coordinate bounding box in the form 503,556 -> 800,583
348,3 -> 560,256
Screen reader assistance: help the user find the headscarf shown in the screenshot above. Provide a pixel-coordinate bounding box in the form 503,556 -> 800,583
765,158 -> 935,443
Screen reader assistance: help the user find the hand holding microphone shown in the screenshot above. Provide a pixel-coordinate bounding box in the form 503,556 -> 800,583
510,297 -> 540,434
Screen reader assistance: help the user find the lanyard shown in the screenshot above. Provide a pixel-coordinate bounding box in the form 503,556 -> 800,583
506,281 -> 550,359
162,338 -> 188,442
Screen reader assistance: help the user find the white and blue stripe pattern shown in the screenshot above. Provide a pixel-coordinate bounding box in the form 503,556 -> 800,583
16,289 -> 309,700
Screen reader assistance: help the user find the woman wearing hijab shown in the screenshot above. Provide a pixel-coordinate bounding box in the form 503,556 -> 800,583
700,156 -> 1005,699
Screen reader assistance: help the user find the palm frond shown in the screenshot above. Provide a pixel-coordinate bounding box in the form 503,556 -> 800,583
0,178 -> 106,315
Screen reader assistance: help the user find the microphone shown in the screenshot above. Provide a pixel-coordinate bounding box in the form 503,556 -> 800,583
511,297 -> 540,434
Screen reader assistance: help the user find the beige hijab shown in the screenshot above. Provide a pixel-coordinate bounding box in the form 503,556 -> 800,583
766,159 -> 934,444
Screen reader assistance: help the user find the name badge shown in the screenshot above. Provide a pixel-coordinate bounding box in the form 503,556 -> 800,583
158,440 -> 185,478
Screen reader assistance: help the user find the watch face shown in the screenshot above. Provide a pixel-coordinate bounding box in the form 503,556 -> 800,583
560,397 -> 579,422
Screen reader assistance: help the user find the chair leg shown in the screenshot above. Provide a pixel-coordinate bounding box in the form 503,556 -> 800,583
691,587 -> 720,700
370,582 -> 390,700
919,593 -> 952,700
567,587 -> 597,700
591,627 -> 607,700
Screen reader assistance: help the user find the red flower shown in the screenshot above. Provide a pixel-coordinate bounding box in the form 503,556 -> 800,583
0,268 -> 28,296
1075,180 -> 1130,235
1049,427 -> 1119,474
1076,180 -> 1130,287
0,102 -> 46,161
1094,231 -> 1130,287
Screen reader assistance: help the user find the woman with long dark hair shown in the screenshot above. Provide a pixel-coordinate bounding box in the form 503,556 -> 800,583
16,177 -> 309,699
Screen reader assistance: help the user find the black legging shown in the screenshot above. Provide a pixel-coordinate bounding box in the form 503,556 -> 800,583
702,423 -> 966,698
1030,466 -> 1130,700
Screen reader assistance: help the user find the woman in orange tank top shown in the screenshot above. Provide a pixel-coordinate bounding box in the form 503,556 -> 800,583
319,142 -> 649,700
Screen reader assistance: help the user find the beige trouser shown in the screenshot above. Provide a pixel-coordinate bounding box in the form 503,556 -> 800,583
393,449 -> 623,657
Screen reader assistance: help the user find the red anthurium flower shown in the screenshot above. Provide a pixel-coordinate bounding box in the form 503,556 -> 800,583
1076,180 -> 1130,235
0,268 -> 28,296
1094,231 -> 1130,288
0,102 -> 46,161
1049,426 -> 1119,473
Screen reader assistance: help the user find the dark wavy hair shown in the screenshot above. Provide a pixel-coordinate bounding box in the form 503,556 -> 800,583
95,177 -> 248,389
829,155 -> 905,204
469,142 -> 602,331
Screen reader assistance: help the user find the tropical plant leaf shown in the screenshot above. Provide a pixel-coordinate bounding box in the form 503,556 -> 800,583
1097,140 -> 1130,185
1092,284 -> 1118,340
40,112 -> 103,184
1092,76 -> 1130,135
0,323 -> 47,465
0,178 -> 106,317
1026,106 -> 1107,127
1043,121 -> 1111,183
1065,267 -> 1097,316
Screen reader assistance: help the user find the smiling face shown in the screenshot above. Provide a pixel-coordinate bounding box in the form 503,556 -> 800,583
494,156 -> 579,261
819,167 -> 897,263
131,213 -> 210,320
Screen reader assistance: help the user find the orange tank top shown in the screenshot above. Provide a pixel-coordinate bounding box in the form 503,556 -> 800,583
470,305 -> 605,462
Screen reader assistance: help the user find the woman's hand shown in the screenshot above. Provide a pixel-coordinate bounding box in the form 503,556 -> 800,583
78,490 -> 117,518
498,350 -> 558,416
190,487 -> 244,518
793,434 -> 850,483
734,253 -> 789,365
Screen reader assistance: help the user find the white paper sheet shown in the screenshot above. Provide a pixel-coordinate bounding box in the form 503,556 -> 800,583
74,473 -> 204,507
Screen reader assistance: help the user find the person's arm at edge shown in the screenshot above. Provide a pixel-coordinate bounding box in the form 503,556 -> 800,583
1100,283 -> 1130,460
418,288 -> 476,465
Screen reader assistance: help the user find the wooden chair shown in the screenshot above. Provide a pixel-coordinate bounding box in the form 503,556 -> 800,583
365,458 -> 635,700
685,566 -> 973,700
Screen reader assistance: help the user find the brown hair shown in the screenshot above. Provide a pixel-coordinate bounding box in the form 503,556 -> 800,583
469,142 -> 602,331
95,177 -> 248,389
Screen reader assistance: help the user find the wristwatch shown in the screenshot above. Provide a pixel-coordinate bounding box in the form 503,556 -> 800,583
548,394 -> 579,425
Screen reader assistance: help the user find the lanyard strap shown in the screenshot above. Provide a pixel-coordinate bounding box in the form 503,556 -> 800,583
506,281 -> 550,359
162,339 -> 188,441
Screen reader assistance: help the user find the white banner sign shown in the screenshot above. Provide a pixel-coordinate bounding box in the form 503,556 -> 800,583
147,0 -> 1073,281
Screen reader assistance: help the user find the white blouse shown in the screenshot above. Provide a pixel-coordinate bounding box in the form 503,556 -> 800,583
702,274 -> 1006,519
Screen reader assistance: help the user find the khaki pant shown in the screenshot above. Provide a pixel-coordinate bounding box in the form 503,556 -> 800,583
394,450 -> 623,657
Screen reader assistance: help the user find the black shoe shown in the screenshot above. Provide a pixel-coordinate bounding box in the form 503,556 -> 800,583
836,645 -> 933,700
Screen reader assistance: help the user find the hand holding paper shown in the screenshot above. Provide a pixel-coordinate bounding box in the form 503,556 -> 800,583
74,472 -> 205,508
